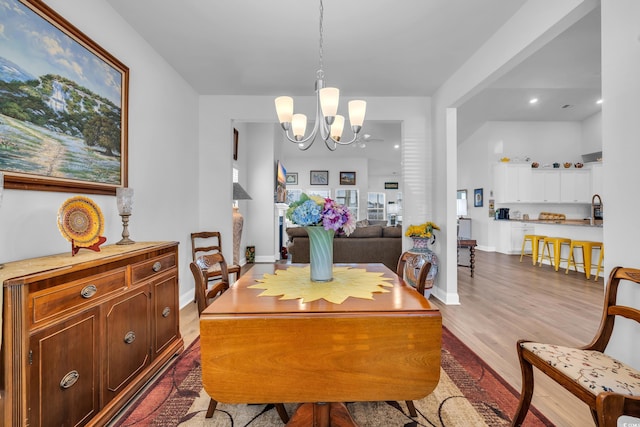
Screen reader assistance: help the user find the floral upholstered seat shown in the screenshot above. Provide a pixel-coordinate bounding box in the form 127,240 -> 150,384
512,267 -> 640,427
520,342 -> 640,396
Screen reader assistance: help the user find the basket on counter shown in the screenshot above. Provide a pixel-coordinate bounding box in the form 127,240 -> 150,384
538,212 -> 566,221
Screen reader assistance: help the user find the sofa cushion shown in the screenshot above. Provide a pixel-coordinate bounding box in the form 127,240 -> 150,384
348,225 -> 383,238
356,219 -> 370,227
286,227 -> 308,238
383,226 -> 402,238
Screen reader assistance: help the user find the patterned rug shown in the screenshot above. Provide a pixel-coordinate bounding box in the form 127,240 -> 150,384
111,328 -> 552,426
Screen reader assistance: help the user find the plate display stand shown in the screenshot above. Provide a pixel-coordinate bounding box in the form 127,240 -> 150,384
71,236 -> 107,256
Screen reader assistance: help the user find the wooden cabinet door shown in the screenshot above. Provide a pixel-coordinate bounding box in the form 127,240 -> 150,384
104,288 -> 151,402
29,308 -> 100,427
151,273 -> 180,356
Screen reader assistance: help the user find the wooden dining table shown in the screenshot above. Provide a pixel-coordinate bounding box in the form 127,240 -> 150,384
199,263 -> 442,426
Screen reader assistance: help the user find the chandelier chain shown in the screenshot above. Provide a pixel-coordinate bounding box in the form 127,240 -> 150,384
318,0 -> 324,73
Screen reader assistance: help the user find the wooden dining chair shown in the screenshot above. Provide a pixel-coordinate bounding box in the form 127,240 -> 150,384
512,266 -> 640,427
191,231 -> 241,285
395,251 -> 433,417
189,257 -> 289,422
396,251 -> 432,296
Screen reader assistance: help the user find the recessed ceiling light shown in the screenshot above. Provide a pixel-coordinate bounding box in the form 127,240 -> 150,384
596,99 -> 603,104
393,144 -> 400,149
529,98 -> 538,104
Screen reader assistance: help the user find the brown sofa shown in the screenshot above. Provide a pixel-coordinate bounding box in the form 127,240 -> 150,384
286,225 -> 402,271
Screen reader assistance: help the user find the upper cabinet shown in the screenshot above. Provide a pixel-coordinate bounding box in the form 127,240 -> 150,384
494,164 -> 532,203
590,163 -> 604,198
531,170 -> 561,202
560,169 -> 591,203
494,163 -> 593,204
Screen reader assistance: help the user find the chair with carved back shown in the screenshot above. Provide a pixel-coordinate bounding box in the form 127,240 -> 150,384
511,266 -> 640,427
395,251 -> 433,417
191,231 -> 241,283
189,257 -> 290,422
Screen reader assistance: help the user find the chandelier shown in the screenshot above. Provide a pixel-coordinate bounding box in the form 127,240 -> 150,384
274,0 -> 367,151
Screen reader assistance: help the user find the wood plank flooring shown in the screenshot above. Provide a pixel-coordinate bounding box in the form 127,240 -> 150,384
434,250 -> 604,427
177,252 -> 604,427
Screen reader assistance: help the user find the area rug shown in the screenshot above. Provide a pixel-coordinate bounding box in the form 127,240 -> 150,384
111,328 -> 552,426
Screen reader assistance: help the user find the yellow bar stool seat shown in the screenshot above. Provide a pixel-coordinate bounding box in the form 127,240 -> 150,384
565,240 -> 603,279
520,234 -> 546,265
539,237 -> 572,271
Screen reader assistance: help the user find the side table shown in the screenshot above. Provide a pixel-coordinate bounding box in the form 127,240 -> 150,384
457,239 -> 477,277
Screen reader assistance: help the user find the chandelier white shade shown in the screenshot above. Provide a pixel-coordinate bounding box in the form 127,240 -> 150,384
274,0 -> 367,151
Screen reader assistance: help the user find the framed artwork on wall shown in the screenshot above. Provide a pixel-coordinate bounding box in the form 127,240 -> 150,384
310,170 -> 329,185
339,171 -> 356,185
233,128 -> 239,161
0,0 -> 129,195
286,173 -> 298,185
474,188 -> 484,207
384,182 -> 399,189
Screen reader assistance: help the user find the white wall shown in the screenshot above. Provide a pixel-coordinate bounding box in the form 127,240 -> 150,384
0,0 -> 200,308
601,0 -> 640,374
581,111 -> 602,155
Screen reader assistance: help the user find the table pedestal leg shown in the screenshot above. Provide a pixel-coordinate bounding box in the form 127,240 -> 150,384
286,402 -> 358,427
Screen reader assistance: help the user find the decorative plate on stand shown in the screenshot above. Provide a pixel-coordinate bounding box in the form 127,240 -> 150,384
57,196 -> 107,255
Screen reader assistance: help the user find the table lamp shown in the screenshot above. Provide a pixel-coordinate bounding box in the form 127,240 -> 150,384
116,187 -> 135,245
232,183 -> 252,265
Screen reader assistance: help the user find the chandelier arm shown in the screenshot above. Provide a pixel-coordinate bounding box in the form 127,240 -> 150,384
323,138 -> 338,151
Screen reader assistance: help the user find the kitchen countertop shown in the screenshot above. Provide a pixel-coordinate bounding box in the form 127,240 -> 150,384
494,219 -> 603,228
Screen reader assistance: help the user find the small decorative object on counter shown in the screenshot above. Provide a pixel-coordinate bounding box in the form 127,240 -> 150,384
531,162 -> 539,168
500,157 -> 510,162
553,162 -> 560,168
575,162 -> 584,168
564,162 -> 572,168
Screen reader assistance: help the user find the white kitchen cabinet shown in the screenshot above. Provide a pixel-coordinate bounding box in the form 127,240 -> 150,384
531,170 -> 561,202
494,164 -> 532,203
493,220 -> 535,254
590,163 -> 603,198
560,169 -> 591,202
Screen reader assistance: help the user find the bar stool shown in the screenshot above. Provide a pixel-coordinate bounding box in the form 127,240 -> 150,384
539,237 -> 571,271
520,235 -> 546,265
595,245 -> 605,281
565,240 -> 604,280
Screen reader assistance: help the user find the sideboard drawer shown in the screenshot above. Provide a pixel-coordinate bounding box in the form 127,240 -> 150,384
31,268 -> 126,325
131,253 -> 176,284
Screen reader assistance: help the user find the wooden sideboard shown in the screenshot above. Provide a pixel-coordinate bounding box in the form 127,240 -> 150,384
0,242 -> 184,427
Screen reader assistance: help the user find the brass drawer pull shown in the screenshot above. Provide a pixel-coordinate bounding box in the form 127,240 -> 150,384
152,261 -> 162,272
124,331 -> 136,344
162,307 -> 171,318
60,370 -> 79,389
80,284 -> 98,298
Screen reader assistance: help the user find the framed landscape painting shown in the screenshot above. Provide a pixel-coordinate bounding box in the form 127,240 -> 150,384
0,0 -> 129,195
310,170 -> 329,185
339,171 -> 356,185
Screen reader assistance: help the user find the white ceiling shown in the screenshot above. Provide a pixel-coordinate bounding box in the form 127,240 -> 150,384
105,0 -> 600,173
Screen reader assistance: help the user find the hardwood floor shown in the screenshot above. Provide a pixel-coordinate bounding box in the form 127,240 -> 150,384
177,253 -> 604,427
434,250 -> 604,427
